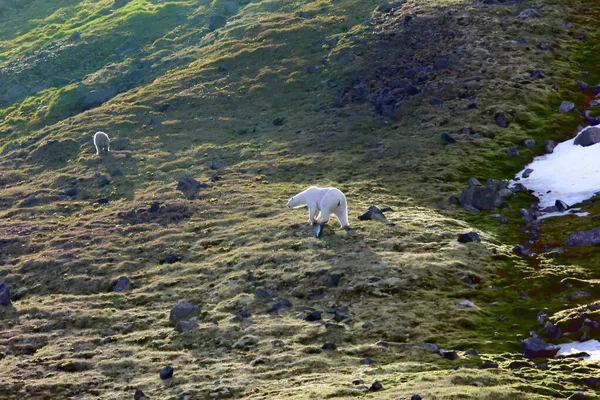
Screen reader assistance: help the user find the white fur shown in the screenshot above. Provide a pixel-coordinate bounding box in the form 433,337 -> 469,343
287,186 -> 349,228
93,131 -> 110,155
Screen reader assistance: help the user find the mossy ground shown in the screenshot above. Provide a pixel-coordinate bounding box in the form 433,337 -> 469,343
1,0 -> 600,398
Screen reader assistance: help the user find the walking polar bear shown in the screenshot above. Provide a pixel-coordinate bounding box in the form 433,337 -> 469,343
287,186 -> 349,228
93,131 -> 110,155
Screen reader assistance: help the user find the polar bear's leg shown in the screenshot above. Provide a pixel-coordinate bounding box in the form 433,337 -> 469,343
307,202 -> 318,224
336,201 -> 349,228
320,207 -> 331,225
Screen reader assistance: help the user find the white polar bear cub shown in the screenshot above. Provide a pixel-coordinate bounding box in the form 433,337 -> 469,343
93,131 -> 110,155
287,186 -> 349,228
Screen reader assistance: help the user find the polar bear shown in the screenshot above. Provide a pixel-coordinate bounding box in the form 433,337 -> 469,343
287,186 -> 349,228
93,131 -> 110,155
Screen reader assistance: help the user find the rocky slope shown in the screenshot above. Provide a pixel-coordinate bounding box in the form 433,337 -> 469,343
1,0 -> 600,399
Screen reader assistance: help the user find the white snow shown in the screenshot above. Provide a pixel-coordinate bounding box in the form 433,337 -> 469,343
558,340 -> 600,360
513,124 -> 600,209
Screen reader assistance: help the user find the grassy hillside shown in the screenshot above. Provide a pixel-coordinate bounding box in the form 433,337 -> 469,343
1,0 -> 600,398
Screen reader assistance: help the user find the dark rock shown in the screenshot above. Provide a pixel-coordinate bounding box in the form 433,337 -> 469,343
327,80 -> 337,88
541,206 -> 559,213
509,361 -> 532,370
114,276 -> 130,292
479,363 -> 499,369
464,348 -> 479,357
272,339 -> 285,347
573,392 -> 585,400
267,298 -> 292,313
456,300 -> 475,308
358,205 -> 386,221
20,195 -> 37,207
458,232 -> 481,243
430,98 -> 444,106
234,308 -> 251,320
459,186 -> 503,211
449,195 -> 460,205
522,336 -> 559,359
162,254 -> 181,264
574,127 -> 600,147
208,13 -> 227,30
538,41 -> 549,50
254,287 -> 277,299
333,309 -> 349,322
217,65 -> 228,73
468,177 -> 482,187
441,131 -> 456,144
309,222 -> 324,238
513,245 -> 534,257
325,273 -> 341,287
304,311 -> 322,321
175,320 -> 199,333
537,311 -> 548,324
544,140 -> 557,154
565,227 -> 600,246
110,137 -> 130,150
377,2 -> 393,12
570,291 -> 592,301
94,198 -> 110,205
520,208 -> 537,224
577,80 -> 589,91
64,188 -> 77,197
411,396 -> 422,400
531,70 -> 545,79
362,321 -> 372,329
82,87 -> 119,110
0,283 -> 11,306
369,381 -> 383,392
169,300 -> 200,323
134,388 -> 146,400
377,341 -> 390,348
559,101 -> 575,113
516,9 -> 540,19
467,102 -> 478,109
69,31 -> 81,41
418,343 -> 439,353
149,116 -> 162,125
322,341 -> 337,350
523,139 -> 536,147
491,214 -> 509,224
353,379 -> 364,385
149,202 -> 160,212
176,176 -> 207,199
307,65 -> 321,74
495,112 -> 509,128
555,200 -> 568,212
361,357 -> 374,365
440,349 -> 459,360
543,321 -> 562,339
505,145 -> 519,157
522,169 -> 534,179
211,159 -> 227,170
298,10 -> 315,19
159,365 -> 174,380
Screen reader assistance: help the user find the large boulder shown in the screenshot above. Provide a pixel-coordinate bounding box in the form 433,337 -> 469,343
565,226 -> 600,246
521,336 -> 559,359
0,282 -> 11,306
459,186 -> 504,211
176,176 -> 207,199
169,300 -> 200,323
559,101 -> 575,113
574,127 -> 600,147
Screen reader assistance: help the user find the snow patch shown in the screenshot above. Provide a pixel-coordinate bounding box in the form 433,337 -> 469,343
558,340 -> 600,360
513,124 -> 600,209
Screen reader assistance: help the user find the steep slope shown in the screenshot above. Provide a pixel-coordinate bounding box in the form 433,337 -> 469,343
1,0 -> 600,399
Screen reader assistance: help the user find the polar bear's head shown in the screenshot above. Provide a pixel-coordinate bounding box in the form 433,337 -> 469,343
287,196 -> 304,209
287,197 -> 296,209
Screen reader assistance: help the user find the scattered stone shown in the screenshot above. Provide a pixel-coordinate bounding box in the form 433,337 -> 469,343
440,349 -> 459,360
456,300 -> 475,307
411,396 -> 422,400
327,80 -> 337,88
169,300 -> 200,323
464,348 -> 479,357
441,131 -> 456,144
69,31 -> 81,41
307,65 -> 321,74
524,139 -> 536,147
162,254 -> 181,264
495,112 -> 509,128
513,244 -> 534,257
207,13 -> 227,30
0,283 -> 11,306
217,65 -> 228,73
20,195 -> 37,207
361,357 -> 374,365
298,11 -> 315,19
234,308 -> 251,320
322,341 -> 337,350
353,379 -> 364,385
522,336 -> 559,359
538,41 -> 549,50
543,321 -> 562,339
570,291 -> 592,301
516,9 -> 540,19
110,137 -> 130,150
537,311 -> 548,324
459,186 -> 503,211
574,127 -> 600,147
491,214 -> 509,224
149,201 -> 160,213
430,98 -> 444,106
479,363 -> 499,369
304,311 -> 322,321
458,232 -> 481,243
559,101 -> 575,113
505,145 -> 519,157
114,276 -> 130,292
309,222 -> 324,238
272,339 -> 285,347
267,298 -> 292,313
175,320 -> 199,333
362,321 -> 372,329
565,226 -> 600,246
522,169 -> 534,179
358,205 -> 386,221
544,139 -> 557,154
530,70 -> 545,79
176,176 -> 207,199
94,198 -> 110,205
64,188 -> 77,197
369,381 -> 383,392
468,177 -> 482,187
159,365 -> 174,380
376,341 -> 390,348
134,388 -> 147,400
254,287 -> 277,299
555,200 -> 568,212
325,273 -> 341,288
577,80 -> 589,91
